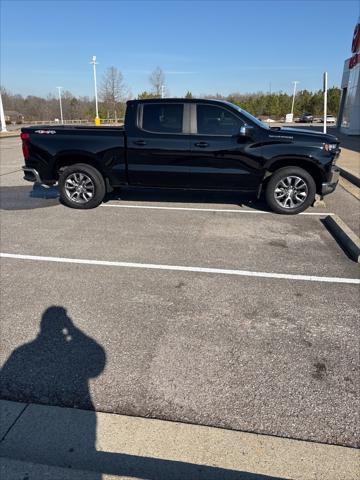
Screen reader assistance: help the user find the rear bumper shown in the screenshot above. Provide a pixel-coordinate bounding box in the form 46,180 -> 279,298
22,166 -> 42,183
321,166 -> 340,196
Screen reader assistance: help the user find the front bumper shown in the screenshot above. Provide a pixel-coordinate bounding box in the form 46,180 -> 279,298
321,166 -> 340,196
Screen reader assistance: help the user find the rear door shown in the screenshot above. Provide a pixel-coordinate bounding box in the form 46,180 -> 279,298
187,103 -> 262,190
126,102 -> 191,187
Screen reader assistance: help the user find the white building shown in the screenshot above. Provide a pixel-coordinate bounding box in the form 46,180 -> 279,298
339,19 -> 360,135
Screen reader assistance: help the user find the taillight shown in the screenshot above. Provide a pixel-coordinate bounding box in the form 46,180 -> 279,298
21,132 -> 30,160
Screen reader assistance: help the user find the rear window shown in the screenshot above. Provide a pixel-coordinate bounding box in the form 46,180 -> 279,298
142,104 -> 183,133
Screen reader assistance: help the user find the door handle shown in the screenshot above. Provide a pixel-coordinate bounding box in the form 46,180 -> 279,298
194,142 -> 209,148
134,140 -> 147,146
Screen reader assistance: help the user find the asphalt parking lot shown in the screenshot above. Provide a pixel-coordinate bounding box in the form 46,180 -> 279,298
0,137 -> 359,448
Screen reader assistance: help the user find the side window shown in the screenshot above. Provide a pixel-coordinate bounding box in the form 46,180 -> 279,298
197,105 -> 243,135
142,104 -> 183,133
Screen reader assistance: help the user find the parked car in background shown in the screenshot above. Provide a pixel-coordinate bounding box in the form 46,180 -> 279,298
320,115 -> 337,124
297,113 -> 314,123
21,98 -> 341,215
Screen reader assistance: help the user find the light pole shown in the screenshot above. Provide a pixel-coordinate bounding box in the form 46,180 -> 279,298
161,84 -> 165,99
90,55 -> 100,125
56,86 -> 64,124
323,72 -> 328,134
0,91 -> 7,133
290,81 -> 299,116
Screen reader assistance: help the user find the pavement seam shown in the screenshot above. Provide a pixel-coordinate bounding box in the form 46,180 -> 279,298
0,169 -> 22,177
0,403 -> 29,443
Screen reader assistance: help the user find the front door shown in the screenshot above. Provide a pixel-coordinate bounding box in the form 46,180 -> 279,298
126,102 -> 191,187
188,103 -> 263,190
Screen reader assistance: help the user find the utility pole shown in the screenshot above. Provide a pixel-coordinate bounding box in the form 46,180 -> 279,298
90,56 -> 100,125
56,86 -> 64,124
290,81 -> 299,115
0,91 -> 7,133
323,72 -> 328,134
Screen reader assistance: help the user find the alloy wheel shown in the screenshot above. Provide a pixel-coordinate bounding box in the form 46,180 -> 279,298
64,172 -> 95,204
274,175 -> 308,209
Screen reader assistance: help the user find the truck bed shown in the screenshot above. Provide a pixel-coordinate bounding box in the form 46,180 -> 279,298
22,125 -> 127,186
22,124 -> 125,133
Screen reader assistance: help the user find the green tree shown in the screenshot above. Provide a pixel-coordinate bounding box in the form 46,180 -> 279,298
327,87 -> 341,115
308,91 -> 323,116
137,91 -> 158,100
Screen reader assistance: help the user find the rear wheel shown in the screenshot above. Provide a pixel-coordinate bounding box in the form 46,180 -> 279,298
59,163 -> 105,209
265,166 -> 316,215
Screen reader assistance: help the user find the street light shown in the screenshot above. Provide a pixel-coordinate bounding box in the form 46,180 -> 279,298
323,72 -> 328,134
56,86 -> 64,124
0,91 -> 7,133
90,55 -> 100,125
290,81 -> 299,116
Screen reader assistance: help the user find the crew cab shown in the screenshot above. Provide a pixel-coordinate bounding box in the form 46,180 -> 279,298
21,98 -> 341,214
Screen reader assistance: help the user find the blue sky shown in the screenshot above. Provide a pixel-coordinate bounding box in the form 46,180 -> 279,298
1,0 -> 359,98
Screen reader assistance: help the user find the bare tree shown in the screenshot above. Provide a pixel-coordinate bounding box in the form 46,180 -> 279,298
99,67 -> 128,119
149,67 -> 165,97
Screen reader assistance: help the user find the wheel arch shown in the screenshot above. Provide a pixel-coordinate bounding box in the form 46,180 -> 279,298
53,152 -> 103,180
264,157 -> 325,194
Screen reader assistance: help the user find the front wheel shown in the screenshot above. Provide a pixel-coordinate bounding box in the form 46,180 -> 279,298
59,163 -> 106,209
265,167 -> 316,215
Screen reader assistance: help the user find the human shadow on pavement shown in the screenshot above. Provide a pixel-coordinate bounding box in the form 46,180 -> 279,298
0,307 -> 286,480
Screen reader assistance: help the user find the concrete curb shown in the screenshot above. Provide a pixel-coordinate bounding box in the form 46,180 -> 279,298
339,176 -> 360,200
0,132 -> 20,138
324,215 -> 360,263
339,167 -> 360,188
1,400 -> 359,480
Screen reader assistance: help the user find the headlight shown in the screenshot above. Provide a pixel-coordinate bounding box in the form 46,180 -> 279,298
323,143 -> 338,152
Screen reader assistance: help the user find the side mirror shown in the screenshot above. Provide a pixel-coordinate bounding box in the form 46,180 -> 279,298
239,124 -> 254,137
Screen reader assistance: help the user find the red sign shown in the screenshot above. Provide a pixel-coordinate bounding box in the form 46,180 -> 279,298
352,23 -> 360,53
349,52 -> 359,69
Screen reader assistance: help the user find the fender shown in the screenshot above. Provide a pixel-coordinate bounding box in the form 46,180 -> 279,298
264,154 -> 325,172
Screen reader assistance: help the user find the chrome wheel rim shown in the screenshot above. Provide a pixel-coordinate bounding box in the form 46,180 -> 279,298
64,173 -> 95,204
274,175 -> 308,209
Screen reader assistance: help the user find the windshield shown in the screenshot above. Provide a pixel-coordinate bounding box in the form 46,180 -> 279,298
223,101 -> 269,129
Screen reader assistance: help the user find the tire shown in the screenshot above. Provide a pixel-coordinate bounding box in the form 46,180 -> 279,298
59,163 -> 106,209
265,166 -> 316,215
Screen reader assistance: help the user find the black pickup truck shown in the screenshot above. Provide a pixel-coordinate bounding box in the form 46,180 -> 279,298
21,98 -> 340,214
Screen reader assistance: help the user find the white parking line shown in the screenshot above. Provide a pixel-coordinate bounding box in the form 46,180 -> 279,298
1,253 -> 359,284
102,204 -> 334,216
